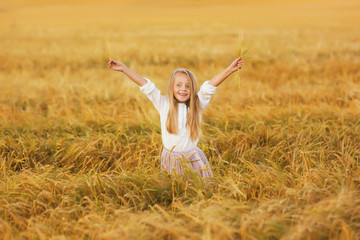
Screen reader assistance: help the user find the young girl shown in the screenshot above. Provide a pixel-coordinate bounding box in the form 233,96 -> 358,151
108,57 -> 243,177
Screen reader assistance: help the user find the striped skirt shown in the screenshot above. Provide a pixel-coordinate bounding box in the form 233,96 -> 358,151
161,146 -> 213,178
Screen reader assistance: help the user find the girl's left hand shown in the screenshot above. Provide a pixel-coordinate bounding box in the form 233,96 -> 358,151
228,57 -> 243,73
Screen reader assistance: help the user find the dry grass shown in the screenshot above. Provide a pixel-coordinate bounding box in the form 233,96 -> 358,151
1,0 -> 360,239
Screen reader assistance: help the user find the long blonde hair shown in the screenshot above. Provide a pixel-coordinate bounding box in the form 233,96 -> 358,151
166,68 -> 202,141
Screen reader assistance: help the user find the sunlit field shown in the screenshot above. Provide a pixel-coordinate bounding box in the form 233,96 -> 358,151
1,0 -> 360,239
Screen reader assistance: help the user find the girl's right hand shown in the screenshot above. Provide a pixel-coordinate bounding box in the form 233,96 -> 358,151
228,57 -> 243,73
108,58 -> 126,72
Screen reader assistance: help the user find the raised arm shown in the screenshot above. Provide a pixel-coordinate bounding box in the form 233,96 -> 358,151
208,57 -> 243,87
108,58 -> 147,86
108,58 -> 167,112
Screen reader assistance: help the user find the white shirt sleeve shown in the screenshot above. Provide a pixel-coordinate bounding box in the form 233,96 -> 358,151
139,78 -> 167,113
198,80 -> 217,110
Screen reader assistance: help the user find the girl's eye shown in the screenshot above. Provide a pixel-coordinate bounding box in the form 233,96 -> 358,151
186,85 -> 189,88
176,84 -> 181,87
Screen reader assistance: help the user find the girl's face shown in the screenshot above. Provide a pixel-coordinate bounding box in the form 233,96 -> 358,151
173,73 -> 191,103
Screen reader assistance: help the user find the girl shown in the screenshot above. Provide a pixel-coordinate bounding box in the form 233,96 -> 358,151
108,57 -> 243,177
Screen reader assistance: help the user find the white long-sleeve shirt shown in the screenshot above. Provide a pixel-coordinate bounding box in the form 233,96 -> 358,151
139,78 -> 217,152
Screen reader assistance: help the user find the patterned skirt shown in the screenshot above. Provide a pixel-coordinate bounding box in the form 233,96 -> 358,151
161,146 -> 213,177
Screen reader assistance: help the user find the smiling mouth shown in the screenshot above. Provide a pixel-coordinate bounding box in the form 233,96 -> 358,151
178,93 -> 188,97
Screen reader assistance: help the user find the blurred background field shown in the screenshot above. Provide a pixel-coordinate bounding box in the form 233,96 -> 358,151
0,0 -> 360,239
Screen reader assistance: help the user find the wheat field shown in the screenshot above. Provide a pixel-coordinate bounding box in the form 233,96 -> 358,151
0,0 -> 360,239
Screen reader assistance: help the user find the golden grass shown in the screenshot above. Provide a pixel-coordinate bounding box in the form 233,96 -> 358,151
1,0 -> 360,239
236,32 -> 250,88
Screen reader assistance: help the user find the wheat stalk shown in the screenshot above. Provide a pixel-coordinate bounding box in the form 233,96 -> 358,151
106,38 -> 112,59
236,32 -> 250,88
